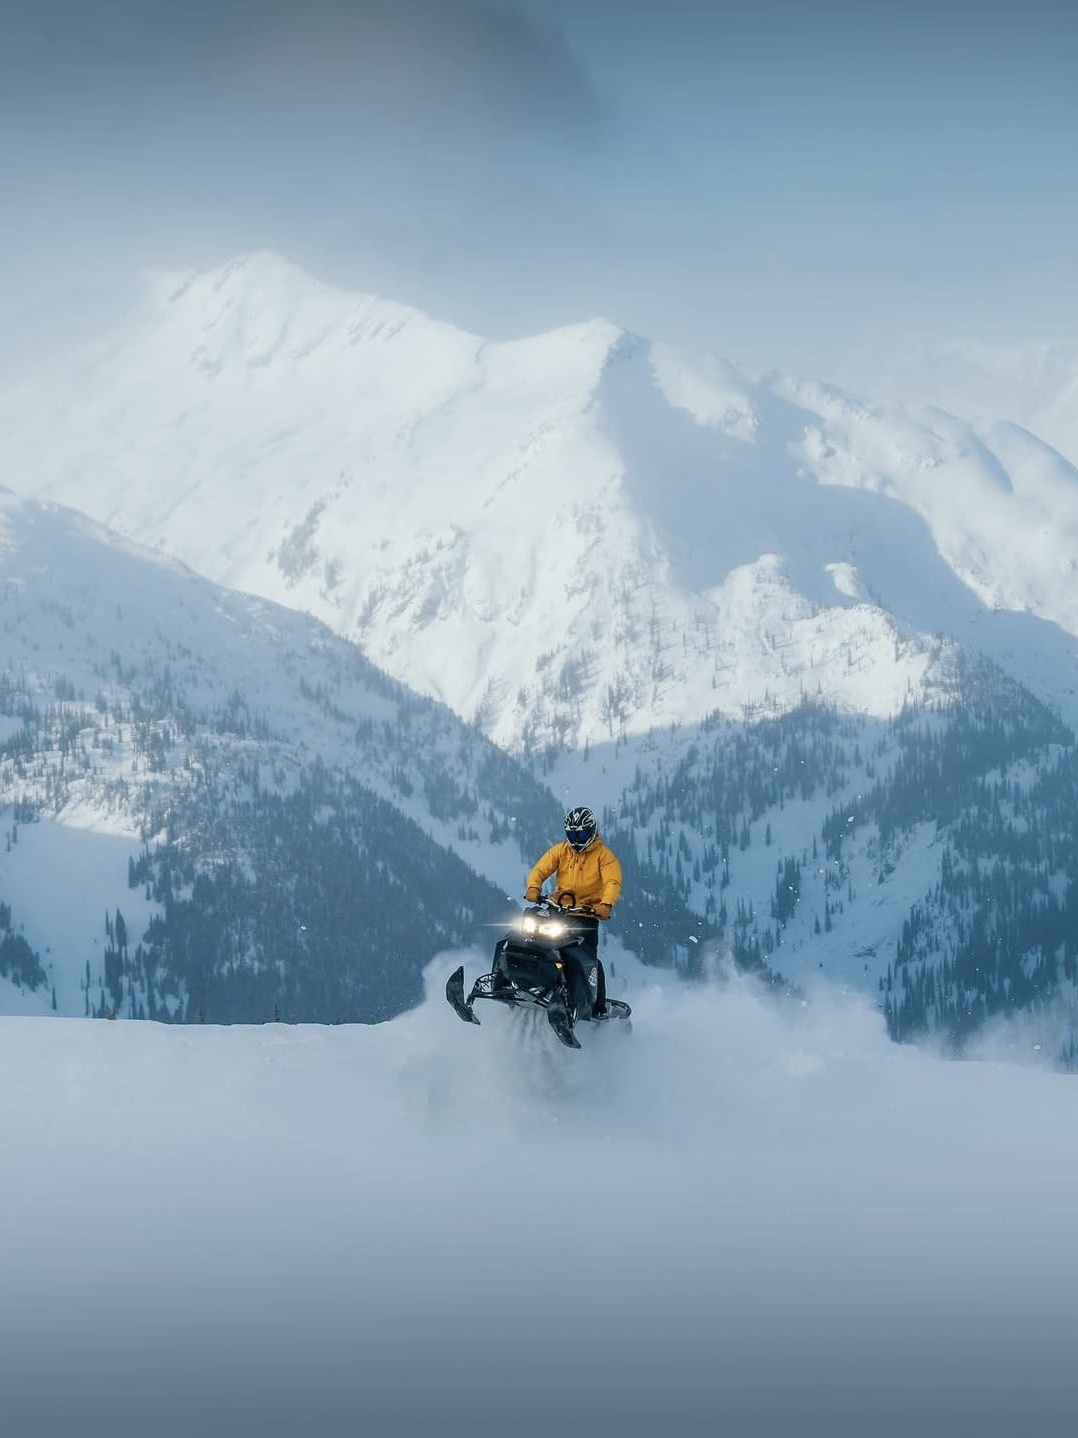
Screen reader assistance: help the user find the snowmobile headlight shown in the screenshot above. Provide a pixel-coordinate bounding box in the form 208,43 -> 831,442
541,920 -> 567,940
520,914 -> 538,934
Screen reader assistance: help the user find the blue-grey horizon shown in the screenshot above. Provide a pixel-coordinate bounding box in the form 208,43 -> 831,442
2,0 -> 1077,384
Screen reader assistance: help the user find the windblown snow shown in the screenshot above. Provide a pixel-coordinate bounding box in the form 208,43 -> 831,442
1,966 -> 1075,1438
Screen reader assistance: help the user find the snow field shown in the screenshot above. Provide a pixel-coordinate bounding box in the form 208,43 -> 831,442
2,962 -> 1077,1436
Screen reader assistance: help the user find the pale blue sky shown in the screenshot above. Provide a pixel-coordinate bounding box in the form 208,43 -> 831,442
2,0 -> 1076,381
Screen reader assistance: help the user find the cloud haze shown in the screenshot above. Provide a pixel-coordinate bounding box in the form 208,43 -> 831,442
3,0 -> 601,133
2,0 -> 1077,384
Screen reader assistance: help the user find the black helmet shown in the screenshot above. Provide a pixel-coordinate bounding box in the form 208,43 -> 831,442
564,806 -> 598,851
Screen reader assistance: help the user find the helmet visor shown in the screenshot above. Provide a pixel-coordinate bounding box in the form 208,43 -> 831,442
566,827 -> 594,849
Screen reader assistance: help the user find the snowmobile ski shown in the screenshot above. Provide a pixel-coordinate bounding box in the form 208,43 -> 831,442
545,986 -> 581,1049
446,965 -> 480,1026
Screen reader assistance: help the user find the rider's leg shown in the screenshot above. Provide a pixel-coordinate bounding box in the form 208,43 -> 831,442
565,920 -> 605,1017
593,955 -> 607,1016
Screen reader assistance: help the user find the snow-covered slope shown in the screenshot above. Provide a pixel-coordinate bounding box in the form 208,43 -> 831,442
4,253 -> 1078,751
2,971 -> 1077,1437
879,338 -> 1078,471
595,666 -> 1078,1058
0,487 -> 579,1019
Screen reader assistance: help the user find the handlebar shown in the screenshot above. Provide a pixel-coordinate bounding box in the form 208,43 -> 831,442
532,894 -> 602,918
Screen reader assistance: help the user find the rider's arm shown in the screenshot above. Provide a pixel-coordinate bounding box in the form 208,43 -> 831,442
598,846 -> 623,908
525,844 -> 563,897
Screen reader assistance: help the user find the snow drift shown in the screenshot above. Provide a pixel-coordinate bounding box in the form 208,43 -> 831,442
2,962 -> 1076,1438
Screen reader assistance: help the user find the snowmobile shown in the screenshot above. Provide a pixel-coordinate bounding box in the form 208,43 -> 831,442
446,899 -> 632,1049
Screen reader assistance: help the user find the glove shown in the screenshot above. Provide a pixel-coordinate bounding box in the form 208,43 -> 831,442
593,902 -> 613,921
524,886 -> 541,903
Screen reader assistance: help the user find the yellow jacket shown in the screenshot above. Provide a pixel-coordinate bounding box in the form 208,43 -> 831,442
526,837 -> 623,914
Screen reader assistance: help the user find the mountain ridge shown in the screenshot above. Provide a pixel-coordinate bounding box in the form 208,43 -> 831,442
10,250 -> 1078,754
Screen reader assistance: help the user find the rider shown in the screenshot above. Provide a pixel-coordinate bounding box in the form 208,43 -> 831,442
524,807 -> 622,1017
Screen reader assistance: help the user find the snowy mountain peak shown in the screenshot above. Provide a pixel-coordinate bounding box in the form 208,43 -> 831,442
2,253 -> 1078,754
138,249 -> 485,389
154,248 -> 405,327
